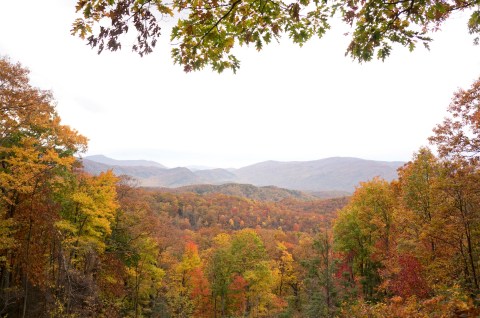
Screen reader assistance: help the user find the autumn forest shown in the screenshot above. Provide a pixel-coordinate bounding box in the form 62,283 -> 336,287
2,54 -> 480,318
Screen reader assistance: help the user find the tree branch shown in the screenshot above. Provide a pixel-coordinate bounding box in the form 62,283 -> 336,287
193,0 -> 243,50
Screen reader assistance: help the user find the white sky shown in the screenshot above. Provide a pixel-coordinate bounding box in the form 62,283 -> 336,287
1,1 -> 479,168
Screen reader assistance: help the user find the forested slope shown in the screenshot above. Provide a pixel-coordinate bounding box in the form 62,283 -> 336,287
2,57 -> 480,317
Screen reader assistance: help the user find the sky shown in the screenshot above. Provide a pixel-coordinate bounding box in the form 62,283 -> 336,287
1,1 -> 480,168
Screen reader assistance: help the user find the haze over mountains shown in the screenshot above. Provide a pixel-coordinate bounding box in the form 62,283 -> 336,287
81,155 -> 404,193
85,155 -> 167,168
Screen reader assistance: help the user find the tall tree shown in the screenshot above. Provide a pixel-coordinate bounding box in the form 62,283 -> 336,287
397,148 -> 441,261
334,178 -> 395,300
429,77 -> 480,293
166,241 -> 209,318
302,230 -> 338,318
0,57 -> 87,316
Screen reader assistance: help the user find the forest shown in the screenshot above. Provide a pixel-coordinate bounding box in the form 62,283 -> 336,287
1,55 -> 480,317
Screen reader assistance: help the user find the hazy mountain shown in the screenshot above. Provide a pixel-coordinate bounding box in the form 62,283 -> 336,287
141,167 -> 202,187
85,155 -> 167,168
193,168 -> 238,183
235,157 -> 403,192
81,159 -> 200,187
81,155 -> 404,193
186,165 -> 215,171
81,159 -> 164,178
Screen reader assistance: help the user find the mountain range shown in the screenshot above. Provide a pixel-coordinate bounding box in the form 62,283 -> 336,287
80,155 -> 404,193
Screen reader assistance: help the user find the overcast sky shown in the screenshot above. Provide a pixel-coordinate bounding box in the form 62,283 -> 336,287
1,1 -> 479,168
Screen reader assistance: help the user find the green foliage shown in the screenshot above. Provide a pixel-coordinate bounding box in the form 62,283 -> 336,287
302,231 -> 338,317
334,205 -> 378,298
230,229 -> 267,271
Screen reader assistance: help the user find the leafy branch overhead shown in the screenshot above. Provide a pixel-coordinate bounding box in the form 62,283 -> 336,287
73,0 -> 479,72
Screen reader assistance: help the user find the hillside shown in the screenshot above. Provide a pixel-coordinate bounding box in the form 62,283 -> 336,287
164,183 -> 320,202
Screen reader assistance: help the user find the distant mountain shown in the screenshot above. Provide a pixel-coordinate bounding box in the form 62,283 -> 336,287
235,157 -> 403,192
193,169 -> 238,183
168,183 -> 320,202
81,157 -> 234,187
81,155 -> 404,193
85,155 -> 167,168
81,159 -> 200,187
141,167 -> 202,187
81,160 -> 163,178
186,165 -> 215,171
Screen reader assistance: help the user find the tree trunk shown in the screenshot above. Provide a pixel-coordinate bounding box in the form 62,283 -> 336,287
22,218 -> 32,318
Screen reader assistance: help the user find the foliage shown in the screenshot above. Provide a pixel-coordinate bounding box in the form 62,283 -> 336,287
338,286 -> 479,318
71,0 -> 480,72
172,183 -> 322,202
301,231 -> 338,317
0,56 -> 88,317
3,58 -> 480,316
334,177 -> 395,300
430,77 -> 480,163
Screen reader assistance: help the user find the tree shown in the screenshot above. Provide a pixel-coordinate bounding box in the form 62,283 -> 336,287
302,231 -> 338,318
56,171 -> 119,259
430,77 -> 480,163
207,233 -> 235,316
0,57 -> 87,221
334,178 -> 396,300
275,242 -> 296,298
394,148 -> 443,294
429,77 -> 480,293
0,57 -> 87,316
166,241 -> 209,318
205,229 -> 282,317
72,0 -> 480,72
397,147 -> 441,261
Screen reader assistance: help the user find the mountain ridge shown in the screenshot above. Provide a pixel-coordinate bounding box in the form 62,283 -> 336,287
81,155 -> 404,193
85,155 -> 167,168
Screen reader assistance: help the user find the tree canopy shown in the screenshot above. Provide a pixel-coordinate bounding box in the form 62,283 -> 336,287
72,0 -> 480,72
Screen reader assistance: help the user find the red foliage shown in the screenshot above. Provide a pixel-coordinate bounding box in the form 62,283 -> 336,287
390,254 -> 430,299
185,241 -> 199,254
228,275 -> 248,314
190,267 -> 212,317
336,251 -> 354,280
